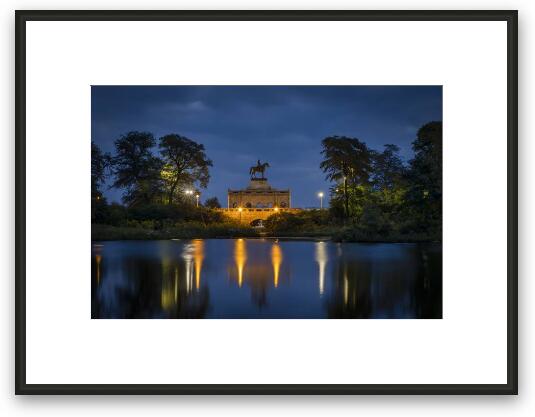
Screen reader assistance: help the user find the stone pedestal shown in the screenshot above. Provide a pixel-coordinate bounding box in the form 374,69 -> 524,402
248,178 -> 271,190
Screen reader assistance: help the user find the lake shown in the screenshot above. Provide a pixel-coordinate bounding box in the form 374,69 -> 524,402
91,239 -> 442,319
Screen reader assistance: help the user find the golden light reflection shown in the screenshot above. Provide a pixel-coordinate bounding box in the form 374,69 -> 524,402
95,254 -> 102,285
343,266 -> 349,306
161,283 -> 175,310
234,238 -> 247,287
315,241 -> 327,295
271,243 -> 283,288
161,255 -> 175,310
193,239 -> 204,290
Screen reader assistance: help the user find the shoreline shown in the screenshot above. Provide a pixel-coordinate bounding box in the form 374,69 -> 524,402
91,224 -> 441,244
91,238 -> 442,243
91,232 -> 440,244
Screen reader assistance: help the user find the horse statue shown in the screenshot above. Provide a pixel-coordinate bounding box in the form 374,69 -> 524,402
249,160 -> 270,179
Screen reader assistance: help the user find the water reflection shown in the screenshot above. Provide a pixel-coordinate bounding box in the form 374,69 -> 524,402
92,239 -> 442,319
180,239 -> 205,293
271,243 -> 283,288
93,244 -> 103,285
95,254 -> 102,285
193,240 -> 204,290
315,241 -> 327,296
234,238 -> 246,288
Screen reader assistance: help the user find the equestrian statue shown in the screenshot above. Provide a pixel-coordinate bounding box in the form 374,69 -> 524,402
249,160 -> 270,179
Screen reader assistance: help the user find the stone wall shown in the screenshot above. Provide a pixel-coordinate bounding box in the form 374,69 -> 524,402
228,178 -> 291,209
228,190 -> 290,209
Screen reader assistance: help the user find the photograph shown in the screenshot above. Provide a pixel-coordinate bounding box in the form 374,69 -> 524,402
14,8 -> 516,397
91,85 -> 443,319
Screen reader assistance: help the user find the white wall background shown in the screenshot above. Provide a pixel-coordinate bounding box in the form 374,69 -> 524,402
0,0 -> 532,416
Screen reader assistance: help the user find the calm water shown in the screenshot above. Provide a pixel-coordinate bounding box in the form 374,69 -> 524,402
91,239 -> 442,319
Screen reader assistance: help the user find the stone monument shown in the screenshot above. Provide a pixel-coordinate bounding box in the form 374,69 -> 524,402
227,160 -> 291,209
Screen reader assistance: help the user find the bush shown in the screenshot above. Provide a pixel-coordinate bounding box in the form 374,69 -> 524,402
91,201 -> 226,227
263,210 -> 339,237
204,197 -> 221,209
125,219 -> 156,229
92,221 -> 259,240
92,202 -> 128,226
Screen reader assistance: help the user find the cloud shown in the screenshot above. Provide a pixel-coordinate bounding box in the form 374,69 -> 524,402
185,100 -> 207,111
156,100 -> 209,114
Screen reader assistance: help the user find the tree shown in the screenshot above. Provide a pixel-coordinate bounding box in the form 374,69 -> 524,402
320,136 -> 372,217
91,141 -> 111,222
406,121 -> 442,233
372,144 -> 405,191
159,134 -> 213,204
110,131 -> 163,206
91,141 -> 110,199
204,197 -> 221,209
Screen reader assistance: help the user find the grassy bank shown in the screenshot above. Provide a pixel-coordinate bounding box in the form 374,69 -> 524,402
92,223 -> 260,240
92,223 -> 439,243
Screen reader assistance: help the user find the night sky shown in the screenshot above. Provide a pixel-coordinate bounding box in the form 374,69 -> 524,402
92,86 -> 442,208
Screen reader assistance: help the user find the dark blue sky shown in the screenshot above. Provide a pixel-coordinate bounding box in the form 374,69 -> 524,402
92,86 -> 442,207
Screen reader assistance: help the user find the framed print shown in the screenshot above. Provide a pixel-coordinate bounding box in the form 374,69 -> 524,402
15,10 -> 517,394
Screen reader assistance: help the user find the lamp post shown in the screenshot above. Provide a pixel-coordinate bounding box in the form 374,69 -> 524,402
185,189 -> 197,206
185,189 -> 193,197
318,192 -> 324,209
238,207 -> 243,223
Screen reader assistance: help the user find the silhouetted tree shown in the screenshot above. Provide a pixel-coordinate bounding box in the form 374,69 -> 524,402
110,131 -> 163,206
91,141 -> 111,199
91,141 -> 112,222
204,196 -> 221,209
320,136 -> 372,217
372,144 -> 405,190
406,121 -> 442,234
159,134 -> 213,204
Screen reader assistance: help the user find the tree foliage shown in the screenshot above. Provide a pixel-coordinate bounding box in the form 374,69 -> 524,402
204,197 -> 221,209
158,134 -> 212,204
91,141 -> 110,198
91,141 -> 111,222
321,122 -> 442,240
110,131 -> 164,206
405,121 -> 442,233
372,144 -> 405,190
320,136 -> 373,217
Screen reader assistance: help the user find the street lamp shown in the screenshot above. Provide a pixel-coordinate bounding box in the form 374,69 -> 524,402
184,189 -> 197,206
317,192 -> 324,209
238,207 -> 243,223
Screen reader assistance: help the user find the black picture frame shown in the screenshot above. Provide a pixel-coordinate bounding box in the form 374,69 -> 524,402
15,10 -> 518,395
